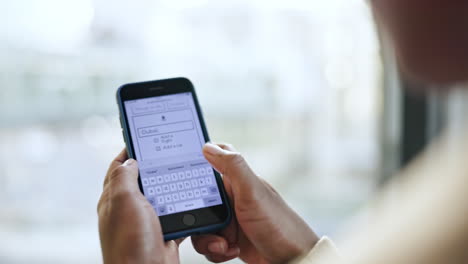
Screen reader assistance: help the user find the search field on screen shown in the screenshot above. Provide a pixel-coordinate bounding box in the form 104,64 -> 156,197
137,121 -> 194,138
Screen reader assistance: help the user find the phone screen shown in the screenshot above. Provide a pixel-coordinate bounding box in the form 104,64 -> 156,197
124,92 -> 222,216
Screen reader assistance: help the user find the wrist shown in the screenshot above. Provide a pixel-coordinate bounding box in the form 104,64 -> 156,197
277,225 -> 320,263
289,230 -> 320,261
301,230 -> 320,256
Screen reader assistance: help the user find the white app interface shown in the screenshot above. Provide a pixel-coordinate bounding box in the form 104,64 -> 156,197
124,92 -> 222,216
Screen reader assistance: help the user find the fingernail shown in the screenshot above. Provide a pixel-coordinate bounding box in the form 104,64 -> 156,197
204,143 -> 223,156
123,159 -> 135,166
208,242 -> 225,254
225,247 -> 240,257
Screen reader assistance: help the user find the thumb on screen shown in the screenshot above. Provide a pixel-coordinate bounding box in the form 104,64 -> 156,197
202,143 -> 265,203
110,159 -> 141,193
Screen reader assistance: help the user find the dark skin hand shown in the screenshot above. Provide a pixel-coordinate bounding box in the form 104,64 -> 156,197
98,149 -> 184,264
98,145 -> 319,264
191,143 -> 319,264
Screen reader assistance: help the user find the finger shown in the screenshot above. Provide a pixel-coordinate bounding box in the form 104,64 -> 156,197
192,234 -> 229,255
215,143 -> 237,152
203,143 -> 265,203
103,148 -> 128,188
199,144 -> 240,252
192,234 -> 240,263
105,158 -> 140,194
174,237 -> 187,246
205,251 -> 240,263
203,144 -> 240,245
216,175 -> 240,246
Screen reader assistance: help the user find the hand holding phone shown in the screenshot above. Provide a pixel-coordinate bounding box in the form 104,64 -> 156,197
191,143 -> 320,264
116,77 -> 231,241
98,150 -> 184,264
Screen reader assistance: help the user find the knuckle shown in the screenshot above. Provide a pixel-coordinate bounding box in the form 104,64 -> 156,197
224,152 -> 245,165
104,191 -> 139,217
97,197 -> 104,214
110,189 -> 135,203
191,239 -> 208,254
224,143 -> 235,150
107,165 -> 131,184
222,152 -> 247,174
111,165 -> 128,178
97,188 -> 109,214
97,195 -> 104,208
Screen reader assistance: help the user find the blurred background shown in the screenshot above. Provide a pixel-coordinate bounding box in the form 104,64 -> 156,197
5,0 -> 465,263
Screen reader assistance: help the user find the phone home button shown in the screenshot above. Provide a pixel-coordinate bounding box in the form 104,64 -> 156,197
182,214 -> 196,226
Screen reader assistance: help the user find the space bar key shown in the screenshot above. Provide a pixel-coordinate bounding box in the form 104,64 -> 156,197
175,199 -> 204,211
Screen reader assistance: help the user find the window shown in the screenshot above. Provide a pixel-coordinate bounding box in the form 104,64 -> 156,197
0,0 -> 381,262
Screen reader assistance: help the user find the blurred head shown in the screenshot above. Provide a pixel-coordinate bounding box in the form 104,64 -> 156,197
372,0 -> 468,85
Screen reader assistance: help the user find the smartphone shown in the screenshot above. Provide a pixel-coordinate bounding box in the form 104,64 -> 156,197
116,77 -> 231,240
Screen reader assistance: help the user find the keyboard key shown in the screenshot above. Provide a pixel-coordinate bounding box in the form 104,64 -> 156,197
191,179 -> 198,188
209,186 -> 218,195
172,193 -> 180,202
201,188 -> 208,196
179,192 -> 187,200
170,173 -> 178,181
178,172 -> 185,180
199,167 -> 206,176
194,189 -> 201,198
184,181 -> 191,189
192,169 -> 199,177
162,185 -> 170,193
165,194 -> 172,203
170,183 -> 177,192
164,174 -> 171,182
155,186 -> 163,194
157,176 -> 164,184
203,196 -> 222,207
185,170 -> 192,178
206,167 -> 213,174
149,177 -> 157,185
177,182 -> 184,191
167,204 -> 175,214
187,190 -> 194,199
147,197 -> 156,206
205,177 -> 213,185
157,196 -> 165,204
142,178 -> 150,186
175,199 -> 203,211
157,205 -> 167,215
148,187 -> 155,195
198,178 -> 206,186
